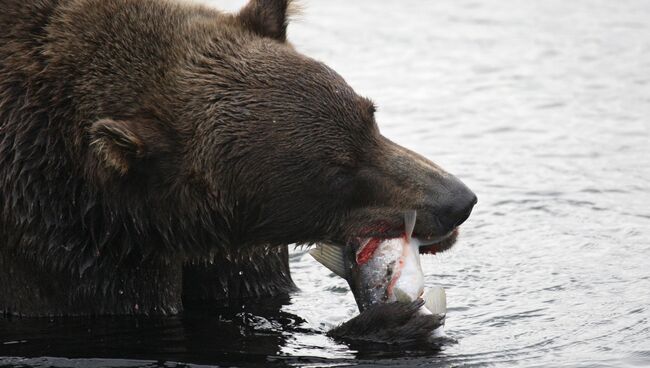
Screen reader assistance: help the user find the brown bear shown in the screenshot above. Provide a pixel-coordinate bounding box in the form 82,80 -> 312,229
0,0 -> 476,330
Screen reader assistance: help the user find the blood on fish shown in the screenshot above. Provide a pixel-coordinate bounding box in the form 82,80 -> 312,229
356,238 -> 381,265
387,234 -> 410,297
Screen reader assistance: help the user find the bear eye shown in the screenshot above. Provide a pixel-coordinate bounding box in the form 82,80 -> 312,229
329,167 -> 355,194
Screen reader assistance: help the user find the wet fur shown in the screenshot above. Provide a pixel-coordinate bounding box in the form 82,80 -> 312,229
0,0 -> 474,329
328,300 -> 444,344
0,0 -> 304,316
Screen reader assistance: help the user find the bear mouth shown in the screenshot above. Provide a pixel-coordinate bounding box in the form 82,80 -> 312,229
352,229 -> 458,255
330,210 -> 460,254
349,211 -> 460,255
413,228 -> 459,254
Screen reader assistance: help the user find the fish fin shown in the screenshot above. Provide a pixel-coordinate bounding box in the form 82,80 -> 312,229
404,210 -> 416,243
423,286 -> 447,316
309,244 -> 347,279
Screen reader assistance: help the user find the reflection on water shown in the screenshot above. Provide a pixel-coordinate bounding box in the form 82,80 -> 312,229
0,297 -> 301,367
2,0 -> 650,366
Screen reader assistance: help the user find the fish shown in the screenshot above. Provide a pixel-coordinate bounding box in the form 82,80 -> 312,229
309,211 -> 447,322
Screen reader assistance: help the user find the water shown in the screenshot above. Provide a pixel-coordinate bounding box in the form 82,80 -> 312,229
2,0 -> 650,367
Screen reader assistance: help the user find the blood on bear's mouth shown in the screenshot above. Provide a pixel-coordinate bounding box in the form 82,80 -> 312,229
350,213 -> 460,259
353,228 -> 459,261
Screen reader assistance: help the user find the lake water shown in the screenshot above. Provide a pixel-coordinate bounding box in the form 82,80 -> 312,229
2,0 -> 649,367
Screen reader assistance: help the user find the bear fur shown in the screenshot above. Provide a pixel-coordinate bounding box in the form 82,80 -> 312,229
0,0 -> 476,317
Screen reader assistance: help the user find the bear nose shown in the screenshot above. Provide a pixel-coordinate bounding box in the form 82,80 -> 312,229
436,180 -> 477,233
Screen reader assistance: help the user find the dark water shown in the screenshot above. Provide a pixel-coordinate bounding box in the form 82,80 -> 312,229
2,0 -> 650,367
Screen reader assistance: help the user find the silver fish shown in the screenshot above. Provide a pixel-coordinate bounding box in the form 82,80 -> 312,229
309,211 -> 446,319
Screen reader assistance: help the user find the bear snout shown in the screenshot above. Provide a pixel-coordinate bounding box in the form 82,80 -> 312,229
371,138 -> 477,240
428,177 -> 477,235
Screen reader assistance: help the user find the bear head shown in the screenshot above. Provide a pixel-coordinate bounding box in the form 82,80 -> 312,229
85,0 -> 476,254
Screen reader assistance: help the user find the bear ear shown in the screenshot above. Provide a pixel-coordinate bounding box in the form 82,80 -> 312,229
237,0 -> 294,42
89,119 -> 149,176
